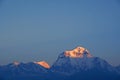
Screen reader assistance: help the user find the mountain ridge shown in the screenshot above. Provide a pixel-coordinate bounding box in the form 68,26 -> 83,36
0,46 -> 120,80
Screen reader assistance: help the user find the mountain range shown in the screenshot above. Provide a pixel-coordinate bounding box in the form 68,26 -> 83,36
0,46 -> 120,80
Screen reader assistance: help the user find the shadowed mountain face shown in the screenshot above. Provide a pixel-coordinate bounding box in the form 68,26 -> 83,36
0,46 -> 120,80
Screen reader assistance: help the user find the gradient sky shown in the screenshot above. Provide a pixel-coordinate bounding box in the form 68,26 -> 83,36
0,0 -> 120,66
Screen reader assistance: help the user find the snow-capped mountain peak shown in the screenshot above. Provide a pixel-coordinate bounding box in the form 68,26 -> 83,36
51,46 -> 116,75
13,61 -> 20,66
64,46 -> 92,58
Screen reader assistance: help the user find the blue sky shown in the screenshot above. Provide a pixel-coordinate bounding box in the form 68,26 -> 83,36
0,0 -> 120,66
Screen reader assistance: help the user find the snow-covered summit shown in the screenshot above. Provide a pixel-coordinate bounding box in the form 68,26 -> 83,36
64,46 -> 92,58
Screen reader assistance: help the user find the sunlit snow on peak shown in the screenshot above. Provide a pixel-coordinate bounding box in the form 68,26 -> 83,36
13,61 -> 20,66
64,46 -> 92,58
34,61 -> 50,69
